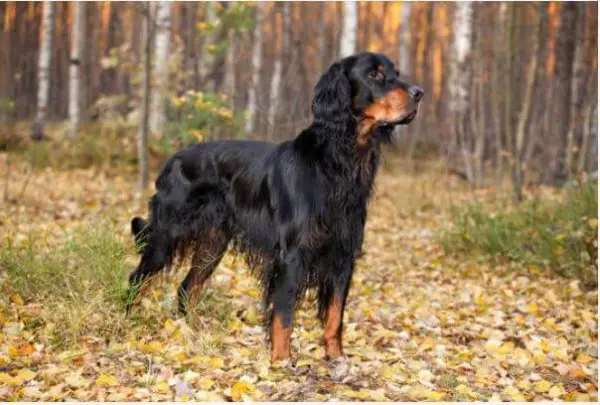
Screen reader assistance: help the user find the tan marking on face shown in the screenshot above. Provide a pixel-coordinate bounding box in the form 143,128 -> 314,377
356,88 -> 412,147
271,315 -> 292,362
323,295 -> 344,359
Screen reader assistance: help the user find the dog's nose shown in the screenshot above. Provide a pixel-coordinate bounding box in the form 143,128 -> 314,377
408,86 -> 424,102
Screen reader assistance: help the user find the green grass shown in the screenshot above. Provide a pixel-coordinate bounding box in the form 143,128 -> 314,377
439,181 -> 598,286
0,222 -> 131,346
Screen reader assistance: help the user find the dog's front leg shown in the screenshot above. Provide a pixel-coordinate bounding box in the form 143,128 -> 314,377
269,250 -> 306,362
320,260 -> 354,360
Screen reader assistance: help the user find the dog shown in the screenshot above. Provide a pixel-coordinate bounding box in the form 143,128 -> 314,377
127,52 -> 423,362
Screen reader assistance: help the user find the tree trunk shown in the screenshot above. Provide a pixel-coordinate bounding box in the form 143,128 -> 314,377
267,4 -> 282,142
512,3 -> 545,202
492,3 -> 506,185
549,2 -> 577,185
565,4 -> 586,181
244,2 -> 264,137
317,3 -> 327,74
31,1 -> 55,141
339,1 -> 357,58
138,3 -> 152,192
398,2 -> 411,75
67,2 -> 85,140
577,71 -> 597,174
449,1 -> 473,184
149,1 -> 172,137
503,3 -> 515,189
199,3 -> 219,92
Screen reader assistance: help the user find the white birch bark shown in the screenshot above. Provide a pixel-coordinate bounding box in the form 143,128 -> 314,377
32,1 -> 55,140
244,3 -> 264,137
339,1 -> 357,58
449,1 -> 473,113
149,1 -> 172,136
398,2 -> 411,75
68,2 -> 85,139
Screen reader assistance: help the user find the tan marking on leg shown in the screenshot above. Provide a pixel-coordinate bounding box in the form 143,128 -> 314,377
323,295 -> 344,359
271,315 -> 292,362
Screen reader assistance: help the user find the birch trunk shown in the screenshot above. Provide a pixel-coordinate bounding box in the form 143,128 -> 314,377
449,1 -> 473,184
68,2 -> 85,140
244,3 -> 264,137
398,2 -> 411,75
267,5 -> 282,141
31,1 -> 55,141
149,1 -> 172,136
339,1 -> 357,58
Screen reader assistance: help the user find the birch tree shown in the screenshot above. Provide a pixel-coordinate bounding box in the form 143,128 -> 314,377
244,3 -> 264,137
448,1 -> 474,183
31,1 -> 55,141
149,1 -> 172,137
267,3 -> 290,141
68,2 -> 85,140
398,2 -> 411,75
339,1 -> 357,58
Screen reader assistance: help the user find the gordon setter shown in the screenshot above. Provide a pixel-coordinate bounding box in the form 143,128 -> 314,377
127,52 -> 423,362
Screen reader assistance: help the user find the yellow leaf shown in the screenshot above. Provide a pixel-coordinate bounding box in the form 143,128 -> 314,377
0,372 -> 22,386
17,369 -> 36,382
231,379 -> 254,401
576,353 -> 593,365
139,341 -> 162,354
207,357 -> 224,368
527,303 -> 538,313
295,359 -> 316,368
504,386 -> 526,401
534,380 -> 552,393
10,294 -> 24,306
197,377 -> 214,390
548,385 -> 564,398
95,373 -> 118,387
7,346 -> 19,358
427,391 -> 446,400
169,351 -> 188,362
164,319 -> 177,333
154,381 -> 170,394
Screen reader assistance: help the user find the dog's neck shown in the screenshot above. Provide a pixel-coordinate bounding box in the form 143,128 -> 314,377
296,112 -> 382,185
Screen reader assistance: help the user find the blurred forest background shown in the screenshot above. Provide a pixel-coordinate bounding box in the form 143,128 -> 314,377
0,1 -> 597,195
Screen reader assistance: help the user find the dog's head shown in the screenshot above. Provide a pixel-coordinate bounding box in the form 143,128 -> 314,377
312,52 -> 423,142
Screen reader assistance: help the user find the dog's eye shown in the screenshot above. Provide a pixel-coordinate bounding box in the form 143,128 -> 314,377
368,70 -> 384,81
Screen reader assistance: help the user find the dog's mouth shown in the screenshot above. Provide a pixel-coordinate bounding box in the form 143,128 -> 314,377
382,108 -> 418,127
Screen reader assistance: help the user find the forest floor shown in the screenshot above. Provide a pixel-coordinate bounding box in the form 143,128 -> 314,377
0,151 -> 597,401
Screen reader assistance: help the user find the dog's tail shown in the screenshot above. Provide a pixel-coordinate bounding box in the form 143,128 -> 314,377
131,216 -> 150,253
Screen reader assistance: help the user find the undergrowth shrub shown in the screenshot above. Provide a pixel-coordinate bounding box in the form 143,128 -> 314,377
440,182 -> 598,287
159,91 -> 245,155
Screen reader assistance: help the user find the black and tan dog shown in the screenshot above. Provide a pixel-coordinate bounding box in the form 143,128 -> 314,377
128,52 -> 423,362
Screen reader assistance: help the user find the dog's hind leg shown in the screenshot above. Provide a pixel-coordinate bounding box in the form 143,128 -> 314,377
126,232 -> 172,313
177,229 -> 230,315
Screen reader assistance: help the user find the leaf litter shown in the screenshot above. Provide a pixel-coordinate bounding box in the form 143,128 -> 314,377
0,156 -> 597,401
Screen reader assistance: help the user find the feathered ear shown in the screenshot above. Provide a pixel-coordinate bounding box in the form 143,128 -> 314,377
311,62 -> 352,121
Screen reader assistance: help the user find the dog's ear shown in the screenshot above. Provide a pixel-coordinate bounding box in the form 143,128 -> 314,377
311,62 -> 352,121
